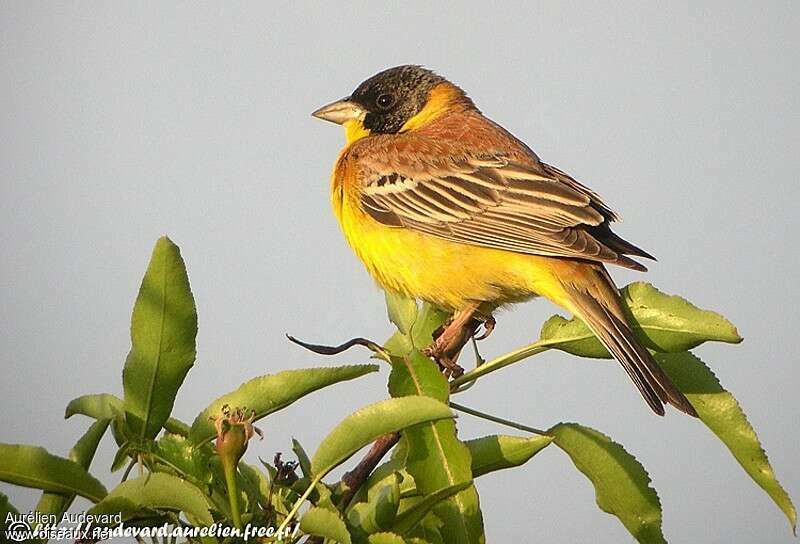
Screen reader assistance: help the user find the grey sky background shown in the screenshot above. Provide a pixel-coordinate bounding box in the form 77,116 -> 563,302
1,2 -> 798,542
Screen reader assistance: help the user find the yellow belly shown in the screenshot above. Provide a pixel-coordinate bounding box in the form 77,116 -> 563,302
332,170 -> 568,311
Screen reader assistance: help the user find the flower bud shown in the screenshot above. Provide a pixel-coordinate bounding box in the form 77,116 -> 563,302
211,404 -> 262,467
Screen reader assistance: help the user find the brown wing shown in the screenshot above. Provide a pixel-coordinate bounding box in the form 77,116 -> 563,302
357,150 -> 653,271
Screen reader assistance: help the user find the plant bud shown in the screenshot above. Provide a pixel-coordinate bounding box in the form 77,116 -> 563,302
210,404 -> 263,467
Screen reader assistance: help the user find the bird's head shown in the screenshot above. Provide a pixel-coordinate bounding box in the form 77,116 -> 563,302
312,65 -> 474,144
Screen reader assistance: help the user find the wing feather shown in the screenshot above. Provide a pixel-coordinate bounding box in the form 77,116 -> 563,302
357,149 -> 650,270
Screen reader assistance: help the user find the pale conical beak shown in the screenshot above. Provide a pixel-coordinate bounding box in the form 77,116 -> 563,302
311,97 -> 366,125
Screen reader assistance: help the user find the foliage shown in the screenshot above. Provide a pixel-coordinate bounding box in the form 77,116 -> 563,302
0,237 -> 793,543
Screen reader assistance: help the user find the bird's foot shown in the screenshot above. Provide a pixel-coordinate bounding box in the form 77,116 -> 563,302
425,304 -> 485,379
474,316 -> 496,341
423,343 -> 465,378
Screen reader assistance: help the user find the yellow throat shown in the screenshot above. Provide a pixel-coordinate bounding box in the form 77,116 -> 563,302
342,82 -> 463,145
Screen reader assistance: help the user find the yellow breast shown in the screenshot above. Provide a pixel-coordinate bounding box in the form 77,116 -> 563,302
330,150 -> 563,310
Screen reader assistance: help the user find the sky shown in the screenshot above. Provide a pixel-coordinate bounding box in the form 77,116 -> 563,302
1,2 -> 798,542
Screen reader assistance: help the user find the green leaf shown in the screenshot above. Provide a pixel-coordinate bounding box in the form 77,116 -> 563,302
190,364 -> 378,443
163,417 -> 190,437
368,533 -> 407,544
389,351 -> 448,403
409,304 -> 450,350
659,351 -> 796,532
0,444 -> 107,503
66,393 -> 190,439
110,442 -> 132,472
300,506 -> 352,544
349,503 -> 385,538
89,472 -> 212,525
384,331 -> 414,358
465,434 -> 553,478
1,491 -> 19,531
70,419 -> 111,466
385,302 -> 449,357
237,461 -> 272,511
292,438 -> 312,478
154,433 -> 212,484
35,419 -> 110,527
367,472 -> 401,520
392,481 -> 472,536
347,472 -> 400,537
366,462 -> 417,507
1,490 -> 18,513
539,282 -> 742,358
550,423 -> 664,543
314,481 -> 339,512
71,421 -> 112,469
311,396 -> 454,478
406,512 -> 445,544
386,290 -> 418,335
388,351 -> 484,544
1,492 -> 24,544
122,237 -> 197,441
289,480 -> 337,514
65,393 -> 123,420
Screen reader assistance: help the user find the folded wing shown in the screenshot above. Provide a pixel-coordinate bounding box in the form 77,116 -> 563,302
358,150 -> 653,271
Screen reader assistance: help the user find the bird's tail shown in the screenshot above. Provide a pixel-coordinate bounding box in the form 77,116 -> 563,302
554,264 -> 697,417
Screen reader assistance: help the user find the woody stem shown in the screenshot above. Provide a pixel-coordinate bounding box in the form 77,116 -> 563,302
338,432 -> 400,509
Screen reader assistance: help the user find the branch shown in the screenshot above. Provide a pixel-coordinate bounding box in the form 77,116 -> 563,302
286,334 -> 389,361
338,432 -> 400,509
304,433 -> 401,544
450,340 -> 551,391
449,401 -> 549,435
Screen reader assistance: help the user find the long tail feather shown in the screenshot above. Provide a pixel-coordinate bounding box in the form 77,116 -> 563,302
560,267 -> 697,417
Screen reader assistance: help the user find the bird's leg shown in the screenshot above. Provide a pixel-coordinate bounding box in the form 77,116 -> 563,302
425,302 -> 483,378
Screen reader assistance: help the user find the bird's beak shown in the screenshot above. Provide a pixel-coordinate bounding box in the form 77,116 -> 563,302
311,97 -> 365,125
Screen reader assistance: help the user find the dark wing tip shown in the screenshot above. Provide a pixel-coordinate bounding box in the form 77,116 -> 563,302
588,223 -> 656,262
625,242 -> 656,261
668,394 -> 699,418
616,255 -> 648,272
651,401 -> 666,416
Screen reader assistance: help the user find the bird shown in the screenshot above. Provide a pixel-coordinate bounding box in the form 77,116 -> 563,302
311,65 -> 697,417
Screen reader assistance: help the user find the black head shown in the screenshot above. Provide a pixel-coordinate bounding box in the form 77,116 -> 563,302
312,65 -> 473,138
348,65 -> 446,134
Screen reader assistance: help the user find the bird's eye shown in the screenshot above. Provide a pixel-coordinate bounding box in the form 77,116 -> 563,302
376,93 -> 396,110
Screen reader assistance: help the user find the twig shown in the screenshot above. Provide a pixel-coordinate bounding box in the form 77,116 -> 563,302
454,336 -> 486,393
449,401 -> 549,436
279,433 -> 400,539
338,432 -> 400,509
120,458 -> 136,483
306,435 -> 401,544
450,341 -> 551,391
286,334 -> 389,361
